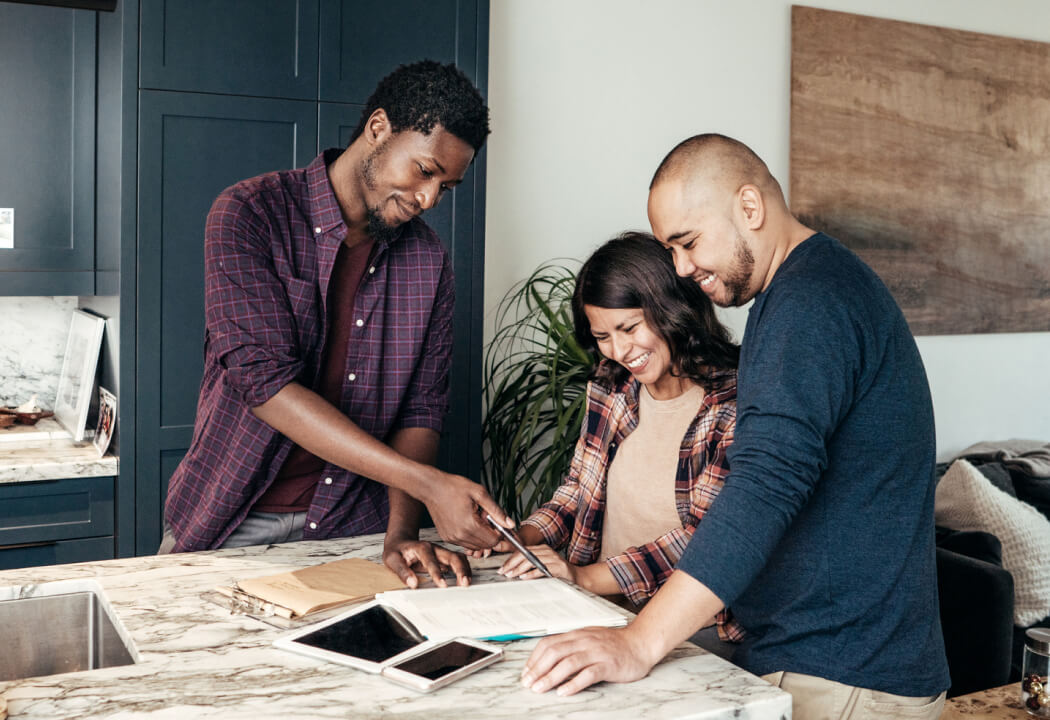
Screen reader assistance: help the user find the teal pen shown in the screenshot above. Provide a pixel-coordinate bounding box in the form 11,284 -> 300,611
483,631 -> 544,642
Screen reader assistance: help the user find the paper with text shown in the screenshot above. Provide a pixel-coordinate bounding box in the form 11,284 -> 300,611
377,578 -> 628,641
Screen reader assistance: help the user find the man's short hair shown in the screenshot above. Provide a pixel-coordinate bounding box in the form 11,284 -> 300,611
649,133 -> 772,192
350,60 -> 490,152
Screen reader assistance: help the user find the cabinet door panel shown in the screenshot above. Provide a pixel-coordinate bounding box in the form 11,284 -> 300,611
0,5 -> 95,290
319,0 -> 477,104
136,90 -> 317,553
140,0 -> 319,100
0,536 -> 114,571
0,476 -> 115,546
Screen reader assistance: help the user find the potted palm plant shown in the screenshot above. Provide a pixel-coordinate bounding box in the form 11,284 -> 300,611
481,260 -> 594,521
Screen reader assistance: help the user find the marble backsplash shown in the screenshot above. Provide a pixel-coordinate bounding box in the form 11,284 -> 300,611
0,296 -> 79,409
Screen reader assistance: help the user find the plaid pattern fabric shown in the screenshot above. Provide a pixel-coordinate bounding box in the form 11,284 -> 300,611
522,365 -> 744,641
166,150 -> 454,552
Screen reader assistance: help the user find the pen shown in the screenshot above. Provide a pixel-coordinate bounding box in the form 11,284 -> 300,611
484,513 -> 555,579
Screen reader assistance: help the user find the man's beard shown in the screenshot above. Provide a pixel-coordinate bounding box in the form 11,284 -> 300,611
717,231 -> 756,308
361,141 -> 402,244
366,205 -> 401,244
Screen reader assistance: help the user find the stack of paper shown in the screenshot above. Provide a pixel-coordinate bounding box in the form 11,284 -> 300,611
376,578 -> 629,641
217,557 -> 406,618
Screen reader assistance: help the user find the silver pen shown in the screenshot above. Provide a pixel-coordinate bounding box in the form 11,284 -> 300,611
484,513 -> 554,578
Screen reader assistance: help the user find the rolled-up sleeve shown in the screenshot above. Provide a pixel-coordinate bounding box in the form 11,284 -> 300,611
204,190 -> 304,407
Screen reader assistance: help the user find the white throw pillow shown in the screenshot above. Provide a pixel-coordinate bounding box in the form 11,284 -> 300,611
935,458 -> 1050,626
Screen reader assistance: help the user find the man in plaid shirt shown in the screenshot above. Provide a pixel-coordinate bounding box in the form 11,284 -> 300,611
163,61 -> 512,588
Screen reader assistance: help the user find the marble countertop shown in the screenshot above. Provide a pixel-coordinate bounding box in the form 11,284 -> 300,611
0,532 -> 790,719
0,418 -> 117,483
941,683 -> 1025,718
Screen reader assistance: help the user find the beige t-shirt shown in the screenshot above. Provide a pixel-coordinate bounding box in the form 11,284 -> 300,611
601,384 -> 704,560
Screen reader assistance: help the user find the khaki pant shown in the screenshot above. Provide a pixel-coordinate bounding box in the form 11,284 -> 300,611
156,511 -> 306,554
762,671 -> 946,720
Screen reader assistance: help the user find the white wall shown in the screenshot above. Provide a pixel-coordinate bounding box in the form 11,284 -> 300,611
485,0 -> 1050,461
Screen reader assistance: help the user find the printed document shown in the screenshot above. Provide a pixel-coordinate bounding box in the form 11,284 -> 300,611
376,578 -> 628,641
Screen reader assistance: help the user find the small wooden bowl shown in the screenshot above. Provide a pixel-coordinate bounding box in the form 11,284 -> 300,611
13,409 -> 53,425
0,414 -> 15,428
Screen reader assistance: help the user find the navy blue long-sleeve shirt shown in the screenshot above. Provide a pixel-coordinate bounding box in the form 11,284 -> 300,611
677,233 -> 949,696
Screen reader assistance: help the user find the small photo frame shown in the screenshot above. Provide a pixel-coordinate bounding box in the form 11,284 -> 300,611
93,387 -> 116,457
54,309 -> 107,442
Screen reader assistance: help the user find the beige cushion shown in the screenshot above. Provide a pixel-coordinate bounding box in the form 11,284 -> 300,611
935,459 -> 1050,625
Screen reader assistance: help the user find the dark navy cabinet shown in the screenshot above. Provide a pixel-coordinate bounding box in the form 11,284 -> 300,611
318,0 -> 474,102
129,0 -> 489,554
0,477 -> 115,570
135,90 -> 317,552
139,0 -> 320,99
0,5 -> 97,295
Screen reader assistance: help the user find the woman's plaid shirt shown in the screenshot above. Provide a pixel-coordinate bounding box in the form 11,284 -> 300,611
522,366 -> 744,641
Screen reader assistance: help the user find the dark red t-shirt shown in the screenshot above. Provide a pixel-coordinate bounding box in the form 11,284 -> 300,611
253,237 -> 375,512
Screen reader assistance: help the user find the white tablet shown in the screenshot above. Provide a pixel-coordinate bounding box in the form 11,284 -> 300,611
273,600 -> 504,688
273,600 -> 432,673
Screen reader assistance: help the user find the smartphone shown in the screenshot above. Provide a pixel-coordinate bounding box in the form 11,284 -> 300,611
380,638 -> 503,692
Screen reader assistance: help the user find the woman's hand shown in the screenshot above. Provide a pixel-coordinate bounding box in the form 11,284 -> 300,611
465,537 -> 518,559
499,544 -> 577,583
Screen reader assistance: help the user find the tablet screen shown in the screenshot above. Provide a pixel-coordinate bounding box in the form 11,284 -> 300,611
293,603 -> 423,663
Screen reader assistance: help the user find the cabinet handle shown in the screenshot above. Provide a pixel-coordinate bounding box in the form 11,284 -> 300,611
0,541 -> 58,552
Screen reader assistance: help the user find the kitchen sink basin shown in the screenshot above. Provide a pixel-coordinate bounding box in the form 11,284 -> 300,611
0,582 -> 137,681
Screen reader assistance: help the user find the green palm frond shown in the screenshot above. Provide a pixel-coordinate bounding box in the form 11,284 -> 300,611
481,260 -> 592,521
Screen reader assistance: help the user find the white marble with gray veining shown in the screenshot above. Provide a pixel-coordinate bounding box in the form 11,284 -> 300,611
0,533 -> 791,719
0,296 -> 78,409
0,420 -> 117,482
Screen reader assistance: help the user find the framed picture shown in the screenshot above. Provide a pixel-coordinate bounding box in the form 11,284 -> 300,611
93,386 -> 116,457
54,309 -> 107,442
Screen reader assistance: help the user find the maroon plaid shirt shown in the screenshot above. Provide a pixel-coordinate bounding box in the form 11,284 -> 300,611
166,150 -> 455,552
522,365 -> 744,641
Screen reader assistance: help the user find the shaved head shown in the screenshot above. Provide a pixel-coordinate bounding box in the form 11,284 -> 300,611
649,133 -> 783,205
647,133 -> 810,307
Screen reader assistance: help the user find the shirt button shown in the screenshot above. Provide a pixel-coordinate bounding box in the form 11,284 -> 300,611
355,319 -> 364,327
314,226 -> 322,234
368,266 -> 376,274
348,373 -> 356,381
323,477 -> 333,485
309,522 -> 318,530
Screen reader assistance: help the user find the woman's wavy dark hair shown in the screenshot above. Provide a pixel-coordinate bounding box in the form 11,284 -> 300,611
572,231 -> 739,389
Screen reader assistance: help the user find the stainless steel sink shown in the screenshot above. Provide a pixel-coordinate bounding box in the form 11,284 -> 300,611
0,588 -> 137,681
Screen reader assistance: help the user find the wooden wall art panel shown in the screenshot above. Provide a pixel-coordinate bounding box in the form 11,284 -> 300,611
790,6 -> 1050,335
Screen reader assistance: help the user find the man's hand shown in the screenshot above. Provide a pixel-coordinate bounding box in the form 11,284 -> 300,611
499,544 -> 576,583
383,536 -> 471,588
521,625 -> 657,696
250,386 -> 513,549
420,469 -> 513,551
521,571 -> 726,695
466,523 -> 542,559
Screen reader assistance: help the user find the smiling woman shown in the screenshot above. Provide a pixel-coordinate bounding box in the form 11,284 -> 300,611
494,233 -> 744,643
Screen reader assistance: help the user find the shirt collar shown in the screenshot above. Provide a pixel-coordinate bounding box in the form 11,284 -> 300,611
306,149 -> 349,237
307,148 -> 412,253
